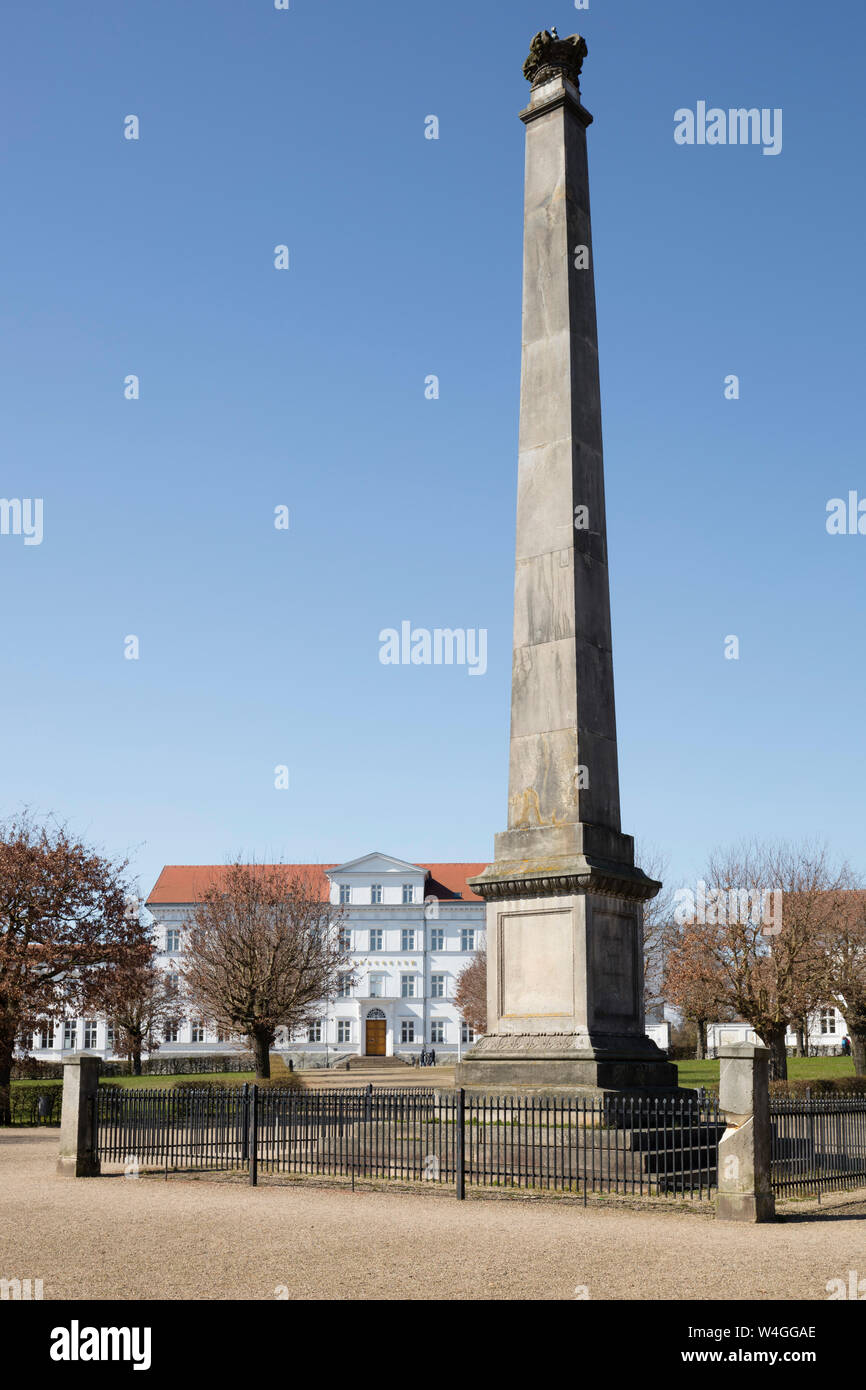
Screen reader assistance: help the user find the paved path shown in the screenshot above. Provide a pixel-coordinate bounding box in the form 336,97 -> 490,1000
2,1130 -> 864,1301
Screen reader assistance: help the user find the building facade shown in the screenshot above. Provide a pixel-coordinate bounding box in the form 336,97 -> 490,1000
20,854 -> 487,1066
706,1008 -> 850,1056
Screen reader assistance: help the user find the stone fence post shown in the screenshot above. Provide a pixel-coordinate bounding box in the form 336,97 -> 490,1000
56,1054 -> 101,1177
716,1042 -> 775,1222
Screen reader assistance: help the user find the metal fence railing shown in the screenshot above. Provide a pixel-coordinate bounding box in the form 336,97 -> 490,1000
770,1095 -> 866,1198
95,1085 -> 726,1201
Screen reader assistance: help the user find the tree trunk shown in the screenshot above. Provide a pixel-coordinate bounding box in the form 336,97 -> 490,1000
251,1031 -> 272,1080
0,1042 -> 12,1127
695,1019 -> 708,1061
849,1028 -> 866,1077
132,1043 -> 143,1077
765,1025 -> 788,1081
794,1025 -> 805,1058
0,1021 -> 17,1126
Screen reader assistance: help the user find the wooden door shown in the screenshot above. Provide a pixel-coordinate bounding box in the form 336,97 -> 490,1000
365,1019 -> 386,1056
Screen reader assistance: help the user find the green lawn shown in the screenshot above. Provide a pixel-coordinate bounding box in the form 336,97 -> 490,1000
676,1056 -> 857,1089
11,1055 -> 859,1096
12,1072 -> 255,1091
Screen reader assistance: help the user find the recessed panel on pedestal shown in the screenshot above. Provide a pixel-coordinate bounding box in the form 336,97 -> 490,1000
500,907 -> 574,1020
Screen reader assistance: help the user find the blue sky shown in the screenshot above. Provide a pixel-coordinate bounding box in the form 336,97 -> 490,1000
1,0 -> 864,900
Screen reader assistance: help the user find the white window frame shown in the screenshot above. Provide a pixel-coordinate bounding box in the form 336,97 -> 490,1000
401,928 -> 415,952
430,1020 -> 445,1045
431,974 -> 446,999
402,883 -> 414,904
400,1019 -> 415,1044
400,974 -> 416,999
369,928 -> 383,951
370,884 -> 382,904
337,1020 -> 352,1044
430,927 -> 444,951
460,928 -> 476,952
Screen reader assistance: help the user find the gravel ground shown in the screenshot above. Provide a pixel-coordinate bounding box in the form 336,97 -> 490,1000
2,1129 -> 865,1301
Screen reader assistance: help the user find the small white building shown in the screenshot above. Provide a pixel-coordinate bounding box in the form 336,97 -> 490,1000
707,1007 -> 850,1056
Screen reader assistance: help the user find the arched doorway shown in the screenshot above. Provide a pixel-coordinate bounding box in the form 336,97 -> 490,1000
365,1008 -> 386,1057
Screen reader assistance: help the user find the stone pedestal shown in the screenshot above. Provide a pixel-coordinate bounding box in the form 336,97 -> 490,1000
457,878 -> 676,1093
56,1053 -> 101,1177
716,1043 -> 775,1222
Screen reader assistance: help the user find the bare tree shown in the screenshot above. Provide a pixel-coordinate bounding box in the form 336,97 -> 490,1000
455,945 -> 486,1036
663,918 -> 727,1060
636,844 -> 673,1021
668,841 -> 844,1080
816,887 -> 866,1076
183,860 -> 350,1079
92,907 -> 181,1075
0,813 -> 145,1123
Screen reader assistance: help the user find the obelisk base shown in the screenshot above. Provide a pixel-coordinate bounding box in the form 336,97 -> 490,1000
457,864 -> 679,1095
455,1034 -> 678,1095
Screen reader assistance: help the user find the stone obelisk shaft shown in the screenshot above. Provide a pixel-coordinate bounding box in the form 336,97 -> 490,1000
459,34 -> 675,1093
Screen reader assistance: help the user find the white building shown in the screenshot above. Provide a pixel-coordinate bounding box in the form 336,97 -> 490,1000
707,1007 -> 850,1056
20,853 -> 487,1067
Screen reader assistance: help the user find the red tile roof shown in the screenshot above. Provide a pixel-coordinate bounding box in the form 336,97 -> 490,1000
147,862 -> 486,906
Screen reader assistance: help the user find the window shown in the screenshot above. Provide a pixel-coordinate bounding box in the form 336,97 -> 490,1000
401,928 -> 415,952
38,1024 -> 52,1050
164,1022 -> 179,1043
308,1021 -> 322,1042
63,1021 -> 76,1050
369,974 -> 386,998
402,883 -> 414,904
401,1020 -> 415,1044
370,883 -> 382,904
430,1020 -> 445,1044
191,1021 -> 206,1044
339,884 -> 351,905
83,1021 -> 98,1049
339,927 -> 352,952
369,928 -> 383,951
165,928 -> 181,953
337,974 -> 352,999
401,975 -> 416,999
460,928 -> 476,952
106,1027 -> 115,1052
820,1008 -> 837,1035
430,927 -> 444,951
461,1023 -> 475,1044
337,1020 -> 352,1044
431,974 -> 445,999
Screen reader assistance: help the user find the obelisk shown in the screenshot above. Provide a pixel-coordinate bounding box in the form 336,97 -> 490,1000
457,32 -> 676,1091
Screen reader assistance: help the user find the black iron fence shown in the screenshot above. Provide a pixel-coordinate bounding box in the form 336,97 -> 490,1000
5,1086 -> 62,1127
771,1095 -> 866,1198
96,1085 -> 726,1201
